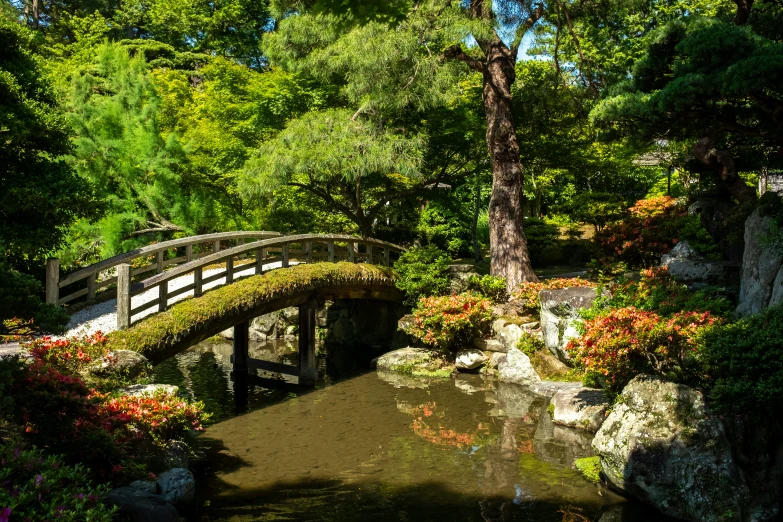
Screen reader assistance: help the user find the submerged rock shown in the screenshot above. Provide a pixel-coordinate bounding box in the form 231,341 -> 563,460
539,287 -> 596,364
592,375 -> 747,522
498,347 -> 540,386
120,384 -> 179,397
157,468 -> 195,506
455,349 -> 487,371
551,387 -> 609,432
105,487 -> 179,522
528,381 -> 582,398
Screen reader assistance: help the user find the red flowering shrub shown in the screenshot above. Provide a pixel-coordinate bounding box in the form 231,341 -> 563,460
566,306 -> 718,393
409,293 -> 493,350
25,333 -> 108,375
512,277 -> 596,315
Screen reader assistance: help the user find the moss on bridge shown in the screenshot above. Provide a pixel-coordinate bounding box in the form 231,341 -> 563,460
106,262 -> 399,361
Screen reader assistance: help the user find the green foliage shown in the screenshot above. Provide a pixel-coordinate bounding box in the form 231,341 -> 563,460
0,444 -> 116,521
512,278 -> 596,316
584,267 -> 732,320
107,262 -> 397,358
523,218 -> 560,267
560,192 -> 626,233
0,262 -> 69,335
393,245 -> 451,306
0,18 -> 98,269
409,293 -> 494,351
517,333 -> 545,357
699,304 -> 783,418
574,456 -> 602,483
467,274 -> 508,304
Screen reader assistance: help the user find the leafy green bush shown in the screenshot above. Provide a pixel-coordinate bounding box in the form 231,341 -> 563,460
523,218 -> 560,266
699,304 -> 783,418
0,444 -> 116,521
560,192 -> 626,233
409,293 -> 493,350
393,245 -> 451,305
0,262 -> 69,336
467,274 -> 508,303
584,267 -> 732,319
517,333 -> 545,356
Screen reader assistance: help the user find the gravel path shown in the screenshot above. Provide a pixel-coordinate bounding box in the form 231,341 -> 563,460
63,261 -> 290,338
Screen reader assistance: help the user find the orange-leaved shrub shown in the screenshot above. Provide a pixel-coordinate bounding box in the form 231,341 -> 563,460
566,306 -> 719,393
409,293 -> 493,350
512,277 -> 596,315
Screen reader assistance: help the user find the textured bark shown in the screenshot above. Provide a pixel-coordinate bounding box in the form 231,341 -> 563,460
693,137 -> 757,206
482,40 -> 538,289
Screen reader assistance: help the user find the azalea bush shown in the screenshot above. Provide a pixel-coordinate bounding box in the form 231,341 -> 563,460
409,293 -> 493,350
467,274 -> 508,303
594,196 -> 720,270
24,333 -> 108,375
393,245 -> 451,305
566,306 -> 718,393
512,277 -> 595,315
0,444 -> 116,522
585,267 -> 732,319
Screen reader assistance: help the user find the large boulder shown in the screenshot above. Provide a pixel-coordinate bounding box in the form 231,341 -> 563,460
660,241 -> 727,285
539,287 -> 596,364
737,206 -> 783,316
592,375 -> 747,522
492,318 -> 524,351
551,387 -> 609,432
448,264 -> 480,294
87,350 -> 151,380
473,337 -> 506,353
497,347 -> 540,386
157,468 -> 195,506
105,487 -> 179,522
373,347 -> 432,373
250,313 -> 278,339
455,349 -> 487,371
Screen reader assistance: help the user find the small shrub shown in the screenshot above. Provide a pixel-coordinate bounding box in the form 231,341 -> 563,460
0,444 -> 116,521
584,267 -> 731,319
24,333 -> 108,376
0,263 -> 69,336
523,218 -> 560,266
517,333 -> 545,356
393,245 -> 451,305
512,277 -> 596,316
699,303 -> 783,418
574,456 -> 602,483
567,306 -> 718,393
467,274 -> 508,303
560,192 -> 626,233
409,293 -> 493,350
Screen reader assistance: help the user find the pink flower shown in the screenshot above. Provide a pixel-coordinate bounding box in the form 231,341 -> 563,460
0,508 -> 11,522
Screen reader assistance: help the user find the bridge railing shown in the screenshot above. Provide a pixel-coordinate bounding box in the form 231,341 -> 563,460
113,234 -> 404,329
46,231 -> 281,307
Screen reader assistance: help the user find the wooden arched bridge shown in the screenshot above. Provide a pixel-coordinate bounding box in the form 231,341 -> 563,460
45,232 -> 406,386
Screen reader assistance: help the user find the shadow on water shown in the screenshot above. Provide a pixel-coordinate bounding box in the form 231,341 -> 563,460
154,339 -> 676,522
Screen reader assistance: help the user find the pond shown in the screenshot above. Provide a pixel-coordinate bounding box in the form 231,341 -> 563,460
153,339 -> 671,522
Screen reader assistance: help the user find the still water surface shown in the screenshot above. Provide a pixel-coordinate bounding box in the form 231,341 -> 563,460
154,339 -> 670,522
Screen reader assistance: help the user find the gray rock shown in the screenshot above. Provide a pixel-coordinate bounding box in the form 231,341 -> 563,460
448,264 -> 480,293
661,241 -> 730,286
455,349 -> 487,371
105,487 -> 179,522
219,327 -> 234,340
330,316 -> 354,344
737,207 -> 783,316
281,307 -> 299,325
491,318 -> 524,351
539,287 -> 596,364
527,380 -> 583,398
498,347 -> 540,386
398,314 -> 416,333
250,313 -> 277,337
120,384 -> 179,397
551,387 -> 609,432
488,352 -> 506,370
374,347 -> 432,373
88,350 -> 151,379
157,468 -> 195,506
592,375 -> 747,522
473,337 -> 506,352
129,480 -> 158,495
163,440 -> 189,469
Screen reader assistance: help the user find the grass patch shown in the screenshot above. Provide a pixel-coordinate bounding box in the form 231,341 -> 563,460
106,263 -> 397,360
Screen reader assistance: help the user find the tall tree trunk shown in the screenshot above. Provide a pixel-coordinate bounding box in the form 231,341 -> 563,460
482,40 -> 537,290
693,137 -> 757,206
472,173 -> 482,263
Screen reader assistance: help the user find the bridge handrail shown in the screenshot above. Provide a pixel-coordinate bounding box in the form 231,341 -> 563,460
46,230 -> 281,306
110,233 -> 404,329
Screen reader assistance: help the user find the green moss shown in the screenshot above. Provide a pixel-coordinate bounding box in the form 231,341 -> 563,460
106,263 -> 398,360
546,403 -> 555,417
411,367 -> 453,378
574,456 -> 602,483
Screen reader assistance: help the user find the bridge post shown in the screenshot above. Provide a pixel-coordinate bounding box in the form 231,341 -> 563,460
194,267 -> 203,297
383,248 -> 390,267
282,244 -> 289,268
226,257 -> 234,284
298,297 -> 318,388
45,258 -> 59,305
367,245 -> 374,264
305,240 -> 312,263
347,242 -> 355,263
186,244 -> 193,262
327,241 -> 334,262
232,319 -> 250,412
156,251 -> 164,274
255,248 -> 265,274
117,263 -> 131,329
87,273 -> 97,300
